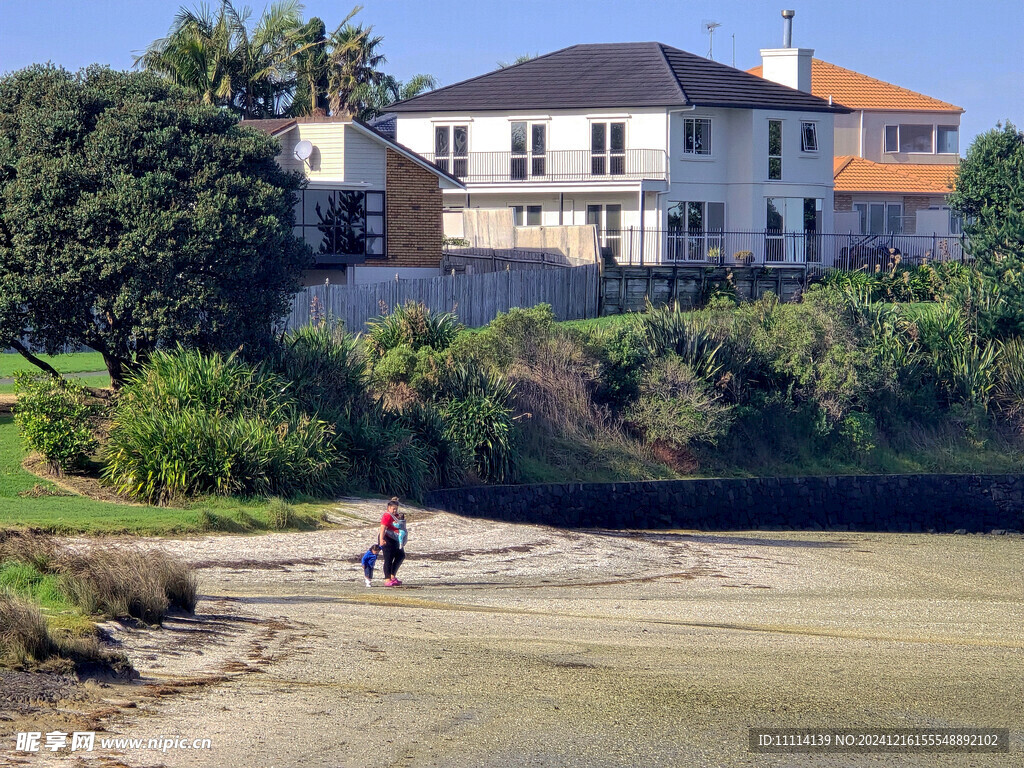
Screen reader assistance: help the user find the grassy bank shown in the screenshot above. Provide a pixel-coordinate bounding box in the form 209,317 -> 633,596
0,416 -> 330,535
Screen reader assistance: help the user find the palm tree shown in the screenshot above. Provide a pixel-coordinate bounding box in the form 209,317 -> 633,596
137,3 -> 235,107
325,23 -> 387,117
223,0 -> 303,118
290,17 -> 329,115
358,73 -> 438,120
497,53 -> 537,68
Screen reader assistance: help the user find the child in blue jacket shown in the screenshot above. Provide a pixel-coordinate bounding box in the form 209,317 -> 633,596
361,544 -> 382,587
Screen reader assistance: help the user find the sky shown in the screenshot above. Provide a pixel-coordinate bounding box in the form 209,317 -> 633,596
1,0 -> 1021,152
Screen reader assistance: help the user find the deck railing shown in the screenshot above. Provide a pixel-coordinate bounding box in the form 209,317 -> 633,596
422,149 -> 668,183
601,229 -> 969,268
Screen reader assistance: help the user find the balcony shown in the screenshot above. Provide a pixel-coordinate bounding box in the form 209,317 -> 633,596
422,149 -> 668,184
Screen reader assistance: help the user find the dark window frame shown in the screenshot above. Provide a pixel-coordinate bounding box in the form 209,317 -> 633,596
293,187 -> 386,261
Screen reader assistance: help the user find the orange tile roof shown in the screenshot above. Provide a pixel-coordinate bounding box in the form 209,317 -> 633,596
833,156 -> 958,193
747,59 -> 963,112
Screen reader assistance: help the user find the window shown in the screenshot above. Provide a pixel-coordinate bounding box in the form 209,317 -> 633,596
591,121 -> 626,175
766,197 -> 822,262
293,188 -> 385,259
434,125 -> 468,177
800,121 -> 818,152
884,125 -> 899,153
768,120 -> 782,180
938,125 -> 959,154
682,118 -> 711,155
884,124 -> 934,154
667,201 -> 724,261
511,205 -> 542,226
853,202 -> 903,234
510,122 -> 547,180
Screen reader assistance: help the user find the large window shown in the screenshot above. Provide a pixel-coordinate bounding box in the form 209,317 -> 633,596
511,122 -> 546,179
800,121 -> 818,152
937,125 -> 959,154
434,125 -> 468,177
853,202 -> 903,234
766,197 -> 822,262
884,124 -> 935,154
682,118 -> 711,155
591,121 -> 626,175
667,201 -> 724,261
294,188 -> 385,259
768,120 -> 782,180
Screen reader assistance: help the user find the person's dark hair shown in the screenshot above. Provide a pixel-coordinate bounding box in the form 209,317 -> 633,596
371,544 -> 382,553
387,497 -> 399,510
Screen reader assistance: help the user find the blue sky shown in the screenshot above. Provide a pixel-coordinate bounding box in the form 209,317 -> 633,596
2,0 -> 1020,151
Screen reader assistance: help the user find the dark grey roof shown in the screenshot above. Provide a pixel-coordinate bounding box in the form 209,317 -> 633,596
390,42 -> 848,114
368,112 -> 397,140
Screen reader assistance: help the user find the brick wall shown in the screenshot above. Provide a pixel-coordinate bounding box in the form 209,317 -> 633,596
834,194 -> 853,211
385,149 -> 443,269
902,196 -> 935,235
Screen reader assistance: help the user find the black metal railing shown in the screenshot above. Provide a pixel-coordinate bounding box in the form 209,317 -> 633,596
423,149 -> 668,183
599,229 -> 969,268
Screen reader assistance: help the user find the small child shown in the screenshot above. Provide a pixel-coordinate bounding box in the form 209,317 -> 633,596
393,512 -> 408,548
361,543 -> 382,587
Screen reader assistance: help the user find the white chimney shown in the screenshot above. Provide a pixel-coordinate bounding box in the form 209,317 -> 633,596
759,10 -> 813,93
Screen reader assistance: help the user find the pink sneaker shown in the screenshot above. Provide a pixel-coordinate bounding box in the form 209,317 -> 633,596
392,579 -> 403,586
384,578 -> 398,587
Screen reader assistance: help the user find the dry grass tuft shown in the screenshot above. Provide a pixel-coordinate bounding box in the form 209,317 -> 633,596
0,592 -> 54,665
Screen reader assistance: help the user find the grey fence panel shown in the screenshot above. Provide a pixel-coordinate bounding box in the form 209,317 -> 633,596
284,264 -> 600,331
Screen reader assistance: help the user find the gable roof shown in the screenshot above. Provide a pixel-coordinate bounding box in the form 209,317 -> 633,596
748,59 -> 963,112
390,42 -> 847,114
240,117 -> 464,188
833,156 -> 958,194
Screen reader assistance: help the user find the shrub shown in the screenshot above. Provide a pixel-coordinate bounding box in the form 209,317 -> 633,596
366,301 -> 462,357
372,344 -> 417,386
590,321 -> 649,406
625,355 -> 734,447
995,337 -> 1024,422
13,373 -> 97,473
103,348 -> 342,502
639,305 -> 724,381
397,402 -> 468,489
441,394 -> 519,483
838,411 -> 877,454
337,409 -> 429,498
450,304 -> 555,369
268,322 -> 368,416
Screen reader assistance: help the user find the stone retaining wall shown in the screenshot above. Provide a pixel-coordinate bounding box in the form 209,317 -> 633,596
424,474 -> 1024,533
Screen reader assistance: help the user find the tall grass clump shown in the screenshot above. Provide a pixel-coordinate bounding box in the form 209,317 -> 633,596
0,593 -> 54,666
102,347 -> 342,503
366,301 -> 462,357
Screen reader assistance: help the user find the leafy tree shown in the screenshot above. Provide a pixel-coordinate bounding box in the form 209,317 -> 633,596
0,65 -> 310,387
949,122 -> 1024,334
360,73 -> 438,120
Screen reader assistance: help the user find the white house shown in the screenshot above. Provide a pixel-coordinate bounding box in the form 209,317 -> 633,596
750,57 -> 963,236
243,117 -> 464,285
390,41 -> 848,264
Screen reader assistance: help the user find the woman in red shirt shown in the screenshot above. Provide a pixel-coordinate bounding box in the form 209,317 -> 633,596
377,498 -> 403,586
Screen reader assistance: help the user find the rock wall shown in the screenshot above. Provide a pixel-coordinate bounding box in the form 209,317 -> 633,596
424,475 -> 1024,533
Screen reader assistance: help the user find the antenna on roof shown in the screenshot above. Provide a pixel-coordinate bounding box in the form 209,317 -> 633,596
702,20 -> 722,61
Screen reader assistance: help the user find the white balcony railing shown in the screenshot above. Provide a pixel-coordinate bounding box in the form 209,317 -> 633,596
423,149 -> 667,183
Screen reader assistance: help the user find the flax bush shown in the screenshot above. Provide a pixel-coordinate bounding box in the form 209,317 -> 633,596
102,348 -> 342,503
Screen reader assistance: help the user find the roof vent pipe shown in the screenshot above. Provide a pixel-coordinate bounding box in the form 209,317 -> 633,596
782,9 -> 795,48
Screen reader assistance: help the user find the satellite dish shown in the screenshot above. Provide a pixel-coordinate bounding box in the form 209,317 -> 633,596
294,140 -> 314,162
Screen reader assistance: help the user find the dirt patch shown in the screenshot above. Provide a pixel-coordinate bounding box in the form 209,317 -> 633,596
22,455 -> 145,506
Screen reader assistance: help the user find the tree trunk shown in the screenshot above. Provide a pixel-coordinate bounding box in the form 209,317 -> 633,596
8,339 -> 61,380
101,351 -> 127,390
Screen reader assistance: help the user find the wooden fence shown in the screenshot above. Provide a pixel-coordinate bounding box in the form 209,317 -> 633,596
284,264 -> 600,331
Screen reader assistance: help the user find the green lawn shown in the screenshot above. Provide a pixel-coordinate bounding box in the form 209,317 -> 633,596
0,373 -> 110,394
0,351 -> 106,378
0,415 -> 331,535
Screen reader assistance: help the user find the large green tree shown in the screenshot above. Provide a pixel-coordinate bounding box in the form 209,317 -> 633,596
949,122 -> 1024,333
0,65 -> 311,386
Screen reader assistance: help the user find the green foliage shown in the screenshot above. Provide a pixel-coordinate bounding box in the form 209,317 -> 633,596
13,374 -> 97,473
589,321 -> 650,407
268,322 -> 368,416
373,344 -> 417,386
948,122 -> 1024,334
337,409 -> 429,498
366,302 -> 463,358
441,393 -> 519,484
450,304 -> 556,369
265,498 -> 295,530
102,348 -> 341,502
625,355 -> 734,447
0,65 -> 310,385
397,402 -> 467,489
639,304 -> 725,381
